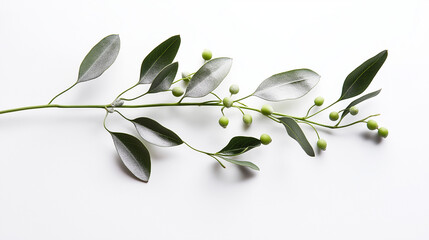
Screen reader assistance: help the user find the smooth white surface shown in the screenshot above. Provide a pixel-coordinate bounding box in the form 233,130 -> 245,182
0,0 -> 428,239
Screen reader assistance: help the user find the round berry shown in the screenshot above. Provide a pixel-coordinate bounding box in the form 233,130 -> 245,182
172,86 -> 184,97
317,139 -> 327,151
261,104 -> 274,116
223,97 -> 233,108
181,71 -> 190,82
260,134 -> 272,145
218,116 -> 229,128
314,96 -> 324,106
229,84 -> 240,95
378,127 -> 388,138
367,120 -> 378,130
202,49 -> 212,60
242,114 -> 252,125
349,106 -> 359,115
329,111 -> 339,121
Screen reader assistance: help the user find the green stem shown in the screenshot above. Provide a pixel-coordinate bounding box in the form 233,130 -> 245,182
121,92 -> 147,102
305,100 -> 339,119
103,110 -> 110,132
114,110 -> 132,121
183,141 -> 226,168
234,94 -> 252,103
115,83 -> 139,101
298,121 -> 320,139
304,104 -> 316,118
48,82 -> 78,104
210,92 -> 222,101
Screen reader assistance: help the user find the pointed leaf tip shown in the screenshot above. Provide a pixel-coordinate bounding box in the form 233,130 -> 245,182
111,132 -> 151,182
184,57 -> 233,98
253,69 -> 320,101
339,50 -> 387,101
148,62 -> 179,93
340,89 -> 381,120
132,117 -> 183,147
139,35 -> 181,84
78,34 -> 121,83
217,136 -> 261,156
279,117 -> 315,157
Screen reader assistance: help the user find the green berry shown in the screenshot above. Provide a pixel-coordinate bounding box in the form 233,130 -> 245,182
229,84 -> 240,95
242,114 -> 252,125
181,71 -> 190,82
317,139 -> 327,151
223,97 -> 233,108
367,120 -> 378,130
378,127 -> 388,138
261,104 -> 274,115
329,111 -> 339,121
202,49 -> 212,60
349,106 -> 359,115
218,116 -> 229,128
314,96 -> 324,106
172,86 -> 184,97
260,134 -> 272,145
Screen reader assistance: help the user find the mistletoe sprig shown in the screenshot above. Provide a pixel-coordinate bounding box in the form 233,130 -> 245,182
0,34 -> 389,182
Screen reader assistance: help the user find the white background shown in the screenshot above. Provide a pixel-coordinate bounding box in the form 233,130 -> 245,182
1,0 -> 428,239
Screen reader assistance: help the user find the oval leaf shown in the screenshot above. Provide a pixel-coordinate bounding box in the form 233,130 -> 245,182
217,136 -> 261,156
340,89 -> 381,120
253,69 -> 320,101
78,34 -> 120,83
278,117 -> 315,157
184,57 -> 233,98
218,156 -> 260,171
110,132 -> 151,182
339,50 -> 387,100
147,62 -> 178,93
132,117 -> 183,147
139,35 -> 181,84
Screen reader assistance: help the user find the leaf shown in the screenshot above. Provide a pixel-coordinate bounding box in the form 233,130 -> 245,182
339,50 -> 387,100
218,156 -> 260,171
278,117 -> 315,157
139,35 -> 181,84
147,62 -> 178,93
217,136 -> 261,156
340,89 -> 381,120
110,132 -> 151,182
253,69 -> 320,101
184,57 -> 233,98
132,117 -> 183,147
78,34 -> 120,83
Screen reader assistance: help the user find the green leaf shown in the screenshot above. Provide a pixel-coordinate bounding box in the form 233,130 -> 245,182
253,69 -> 320,101
340,89 -> 381,120
132,117 -> 183,147
110,132 -> 151,182
147,62 -> 178,93
278,117 -> 315,157
218,156 -> 260,171
78,34 -> 120,83
139,35 -> 181,84
339,50 -> 387,100
217,136 -> 261,156
184,57 -> 233,98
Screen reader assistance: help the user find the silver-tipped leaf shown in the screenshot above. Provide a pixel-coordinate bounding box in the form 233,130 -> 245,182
253,69 -> 320,101
139,35 -> 181,84
132,117 -> 183,147
147,62 -> 179,93
111,132 -> 151,182
78,34 -> 120,83
184,57 -> 233,98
